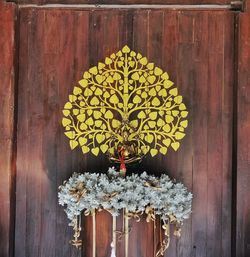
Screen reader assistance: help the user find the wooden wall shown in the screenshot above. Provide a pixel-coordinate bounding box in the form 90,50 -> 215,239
0,0 -> 249,257
7,0 -> 233,5
237,1 -> 250,257
0,2 -> 16,257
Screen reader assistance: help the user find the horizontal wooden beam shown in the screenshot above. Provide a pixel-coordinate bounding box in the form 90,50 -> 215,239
8,3 -> 242,11
5,0 -> 245,11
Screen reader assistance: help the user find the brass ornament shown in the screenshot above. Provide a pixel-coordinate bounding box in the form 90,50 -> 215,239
71,216 -> 82,249
62,45 -> 188,162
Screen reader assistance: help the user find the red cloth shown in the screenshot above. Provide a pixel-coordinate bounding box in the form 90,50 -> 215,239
118,148 -> 126,174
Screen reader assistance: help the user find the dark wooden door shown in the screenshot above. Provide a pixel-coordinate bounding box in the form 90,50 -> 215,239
14,5 -> 235,257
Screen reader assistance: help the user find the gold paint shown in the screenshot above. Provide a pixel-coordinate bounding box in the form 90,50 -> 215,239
144,180 -> 162,190
68,182 -> 87,203
92,210 -> 96,257
71,216 -> 82,249
126,210 -> 143,222
145,206 -> 156,222
112,216 -> 117,255
62,45 -> 188,161
125,208 -> 129,257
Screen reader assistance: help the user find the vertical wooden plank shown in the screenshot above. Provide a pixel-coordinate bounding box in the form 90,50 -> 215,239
115,10 -> 134,257
221,12 -> 234,257
16,8 -> 90,257
14,7 -> 29,257
132,9 -> 155,174
133,9 -> 148,59
207,12 -> 224,257
87,9 -> 118,173
95,211 -> 113,257
130,10 -> 154,257
128,215 -> 154,257
0,2 -> 16,257
162,11 -> 179,257
191,10 -> 209,257
40,10 -> 60,257
237,2 -> 250,257
205,11 -> 233,257
16,9 -> 45,257
87,9 -> 123,257
54,9 -> 79,257
161,10 -> 179,190
175,10 -> 195,257
83,214 -> 94,257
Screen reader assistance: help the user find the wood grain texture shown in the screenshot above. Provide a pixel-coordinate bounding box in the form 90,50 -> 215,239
237,1 -> 250,257
14,7 -> 235,257
9,0 -> 233,6
0,2 -> 16,257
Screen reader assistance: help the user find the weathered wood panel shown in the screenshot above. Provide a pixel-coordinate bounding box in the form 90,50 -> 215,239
14,7 -> 234,257
0,2 -> 16,257
237,2 -> 250,257
8,0 -> 234,6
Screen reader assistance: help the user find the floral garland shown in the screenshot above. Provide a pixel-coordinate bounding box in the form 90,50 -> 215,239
58,167 -> 192,256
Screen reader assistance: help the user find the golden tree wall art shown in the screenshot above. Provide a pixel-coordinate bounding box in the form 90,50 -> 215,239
62,45 -> 188,162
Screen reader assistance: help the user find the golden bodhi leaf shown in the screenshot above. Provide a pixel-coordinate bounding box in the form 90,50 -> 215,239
62,45 -> 188,157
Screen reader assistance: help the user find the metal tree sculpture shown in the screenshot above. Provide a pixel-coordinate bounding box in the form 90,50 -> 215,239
62,45 -> 188,160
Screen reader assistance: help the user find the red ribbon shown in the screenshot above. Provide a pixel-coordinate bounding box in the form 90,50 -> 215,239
118,147 -> 126,175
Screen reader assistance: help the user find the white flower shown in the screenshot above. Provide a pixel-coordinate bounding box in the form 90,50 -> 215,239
58,168 -> 192,225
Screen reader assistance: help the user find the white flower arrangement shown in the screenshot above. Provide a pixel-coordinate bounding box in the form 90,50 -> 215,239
58,167 -> 192,224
